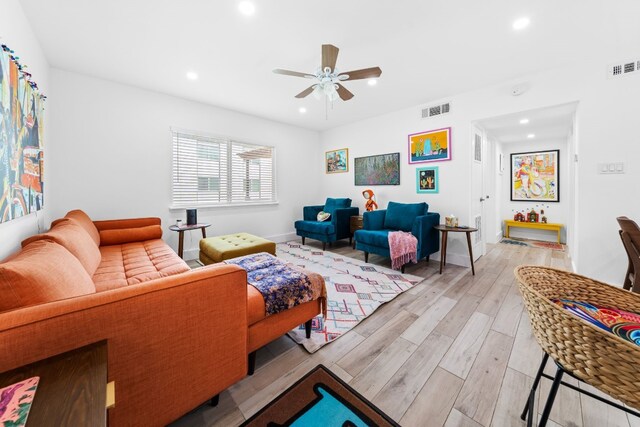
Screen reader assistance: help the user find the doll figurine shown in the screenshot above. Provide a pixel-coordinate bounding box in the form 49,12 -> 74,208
362,189 -> 378,212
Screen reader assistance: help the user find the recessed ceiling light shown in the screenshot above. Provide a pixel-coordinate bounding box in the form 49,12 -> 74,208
238,1 -> 255,16
186,71 -> 198,80
513,17 -> 530,30
368,79 -> 378,86
299,107 -> 307,114
527,133 -> 535,139
520,118 -> 530,124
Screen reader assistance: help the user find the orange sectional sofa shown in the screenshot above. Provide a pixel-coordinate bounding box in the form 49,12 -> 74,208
0,210 -> 323,426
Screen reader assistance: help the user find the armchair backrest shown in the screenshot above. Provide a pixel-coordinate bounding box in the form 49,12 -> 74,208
324,198 -> 352,217
383,201 -> 428,232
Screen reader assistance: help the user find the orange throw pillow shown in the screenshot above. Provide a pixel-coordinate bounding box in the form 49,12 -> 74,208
65,209 -> 100,246
99,225 -> 163,246
0,240 -> 96,312
22,218 -> 102,276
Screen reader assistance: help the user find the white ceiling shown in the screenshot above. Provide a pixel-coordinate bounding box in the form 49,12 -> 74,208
478,103 -> 577,144
18,0 -> 640,131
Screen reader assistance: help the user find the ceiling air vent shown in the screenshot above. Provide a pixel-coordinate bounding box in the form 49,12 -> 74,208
608,58 -> 640,79
421,101 -> 451,119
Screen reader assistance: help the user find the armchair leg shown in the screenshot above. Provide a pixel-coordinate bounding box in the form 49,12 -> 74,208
322,242 -> 326,251
210,394 -> 220,407
364,252 -> 369,263
426,255 -> 430,263
248,351 -> 257,376
401,264 -> 406,274
349,236 -> 352,246
301,237 -> 305,245
305,319 -> 313,338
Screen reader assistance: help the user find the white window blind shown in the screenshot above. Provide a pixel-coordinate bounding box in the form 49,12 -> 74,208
172,130 -> 276,207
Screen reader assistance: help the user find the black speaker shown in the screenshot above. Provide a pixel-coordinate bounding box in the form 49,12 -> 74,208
186,209 -> 197,225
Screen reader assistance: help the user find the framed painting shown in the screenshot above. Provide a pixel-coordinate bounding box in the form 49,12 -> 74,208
511,150 -> 559,202
416,166 -> 439,194
408,127 -> 451,164
325,148 -> 349,174
354,152 -> 400,186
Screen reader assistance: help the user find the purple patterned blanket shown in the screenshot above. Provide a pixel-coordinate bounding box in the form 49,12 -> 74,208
225,252 -> 326,317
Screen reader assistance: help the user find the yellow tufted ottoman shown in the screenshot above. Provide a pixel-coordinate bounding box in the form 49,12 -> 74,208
199,232 -> 276,265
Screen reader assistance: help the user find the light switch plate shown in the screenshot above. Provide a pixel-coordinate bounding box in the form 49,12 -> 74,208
598,162 -> 625,174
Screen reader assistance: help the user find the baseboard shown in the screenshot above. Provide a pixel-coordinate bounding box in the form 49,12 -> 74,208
437,252 -> 471,268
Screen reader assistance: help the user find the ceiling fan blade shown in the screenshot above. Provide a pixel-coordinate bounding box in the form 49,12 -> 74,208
339,67 -> 382,81
273,69 -> 314,78
336,84 -> 354,101
322,44 -> 339,71
295,86 -> 316,98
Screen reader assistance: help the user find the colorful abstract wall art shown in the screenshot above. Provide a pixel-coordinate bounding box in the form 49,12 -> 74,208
511,150 -> 559,202
354,152 -> 400,186
416,166 -> 439,194
325,148 -> 348,174
408,127 -> 451,164
0,44 -> 45,223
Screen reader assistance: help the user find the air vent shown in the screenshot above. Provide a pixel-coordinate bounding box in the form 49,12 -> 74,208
474,215 -> 482,244
420,101 -> 451,119
608,58 -> 640,78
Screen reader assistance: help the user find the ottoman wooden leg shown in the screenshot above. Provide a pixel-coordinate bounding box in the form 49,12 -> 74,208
248,351 -> 257,376
305,319 -> 313,339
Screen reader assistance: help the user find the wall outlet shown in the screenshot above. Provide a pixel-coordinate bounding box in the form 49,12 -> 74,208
598,162 -> 624,174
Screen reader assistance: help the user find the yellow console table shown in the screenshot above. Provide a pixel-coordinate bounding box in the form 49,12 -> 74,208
504,220 -> 563,243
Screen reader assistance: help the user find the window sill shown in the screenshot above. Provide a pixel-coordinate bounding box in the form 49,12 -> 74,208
169,201 -> 280,211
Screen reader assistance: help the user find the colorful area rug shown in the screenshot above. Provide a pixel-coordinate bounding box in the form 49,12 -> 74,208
241,364 -> 399,426
500,237 -> 565,251
277,242 -> 424,353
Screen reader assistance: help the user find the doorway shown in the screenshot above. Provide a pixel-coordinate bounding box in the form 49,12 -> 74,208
472,102 -> 579,260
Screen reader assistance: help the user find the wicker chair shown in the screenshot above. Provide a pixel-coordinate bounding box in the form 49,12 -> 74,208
617,216 -> 640,292
514,265 -> 640,427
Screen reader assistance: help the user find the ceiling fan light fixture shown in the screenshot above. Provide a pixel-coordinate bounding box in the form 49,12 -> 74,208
312,85 -> 323,100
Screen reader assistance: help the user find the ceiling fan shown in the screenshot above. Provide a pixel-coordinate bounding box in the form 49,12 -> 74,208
273,44 -> 382,102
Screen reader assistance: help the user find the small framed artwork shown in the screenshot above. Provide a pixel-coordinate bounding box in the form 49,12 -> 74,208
408,127 -> 452,164
416,166 -> 439,194
325,148 -> 349,174
511,149 -> 560,202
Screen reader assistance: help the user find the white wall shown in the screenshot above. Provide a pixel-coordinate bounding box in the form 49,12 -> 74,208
0,0 -> 50,259
498,138 -> 570,243
48,70 -> 321,259
320,59 -> 640,285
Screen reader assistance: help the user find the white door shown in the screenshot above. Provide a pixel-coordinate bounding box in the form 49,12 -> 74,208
471,126 -> 487,258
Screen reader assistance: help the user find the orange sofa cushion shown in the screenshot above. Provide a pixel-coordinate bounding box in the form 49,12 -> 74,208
65,209 -> 101,246
99,225 -> 163,246
93,239 -> 190,291
22,218 -> 102,276
0,240 -> 96,312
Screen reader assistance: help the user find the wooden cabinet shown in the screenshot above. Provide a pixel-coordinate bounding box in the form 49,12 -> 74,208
350,215 -> 363,248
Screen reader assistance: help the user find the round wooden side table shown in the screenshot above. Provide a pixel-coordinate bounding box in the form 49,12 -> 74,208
434,225 -> 479,275
169,223 -> 211,259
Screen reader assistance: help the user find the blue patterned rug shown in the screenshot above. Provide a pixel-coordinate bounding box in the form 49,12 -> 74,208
278,242 -> 424,353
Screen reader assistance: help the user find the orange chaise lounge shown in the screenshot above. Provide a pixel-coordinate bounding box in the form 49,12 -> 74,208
0,210 -> 323,426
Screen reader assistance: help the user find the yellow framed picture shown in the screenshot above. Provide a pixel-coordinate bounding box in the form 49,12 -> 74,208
325,148 -> 349,174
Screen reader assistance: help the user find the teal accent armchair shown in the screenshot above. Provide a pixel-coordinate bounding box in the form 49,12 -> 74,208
354,201 -> 440,271
294,198 -> 359,250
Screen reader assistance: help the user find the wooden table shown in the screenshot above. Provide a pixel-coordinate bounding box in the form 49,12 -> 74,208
0,341 -> 111,427
169,223 -> 211,258
504,220 -> 563,243
350,215 -> 363,248
434,225 -> 479,276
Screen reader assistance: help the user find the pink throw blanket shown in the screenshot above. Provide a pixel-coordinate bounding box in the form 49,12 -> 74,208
388,231 -> 418,270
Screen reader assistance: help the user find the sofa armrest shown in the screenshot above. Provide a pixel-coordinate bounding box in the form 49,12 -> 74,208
93,217 -> 161,231
412,212 -> 441,258
363,209 -> 386,230
0,264 -> 248,426
332,207 -> 360,239
303,205 -> 325,221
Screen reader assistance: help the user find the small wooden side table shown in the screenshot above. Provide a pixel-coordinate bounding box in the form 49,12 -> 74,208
350,215 -> 363,248
0,341 -> 110,426
434,225 -> 479,276
169,223 -> 211,259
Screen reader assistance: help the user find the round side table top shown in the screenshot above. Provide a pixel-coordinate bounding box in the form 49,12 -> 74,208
434,225 -> 479,233
169,223 -> 211,232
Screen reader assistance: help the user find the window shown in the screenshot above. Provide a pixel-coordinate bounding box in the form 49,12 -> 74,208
171,130 -> 276,207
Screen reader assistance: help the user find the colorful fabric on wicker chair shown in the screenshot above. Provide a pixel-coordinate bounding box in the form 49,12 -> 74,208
553,299 -> 640,346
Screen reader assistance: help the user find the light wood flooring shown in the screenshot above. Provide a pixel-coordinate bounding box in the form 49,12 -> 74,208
173,240 -> 638,427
